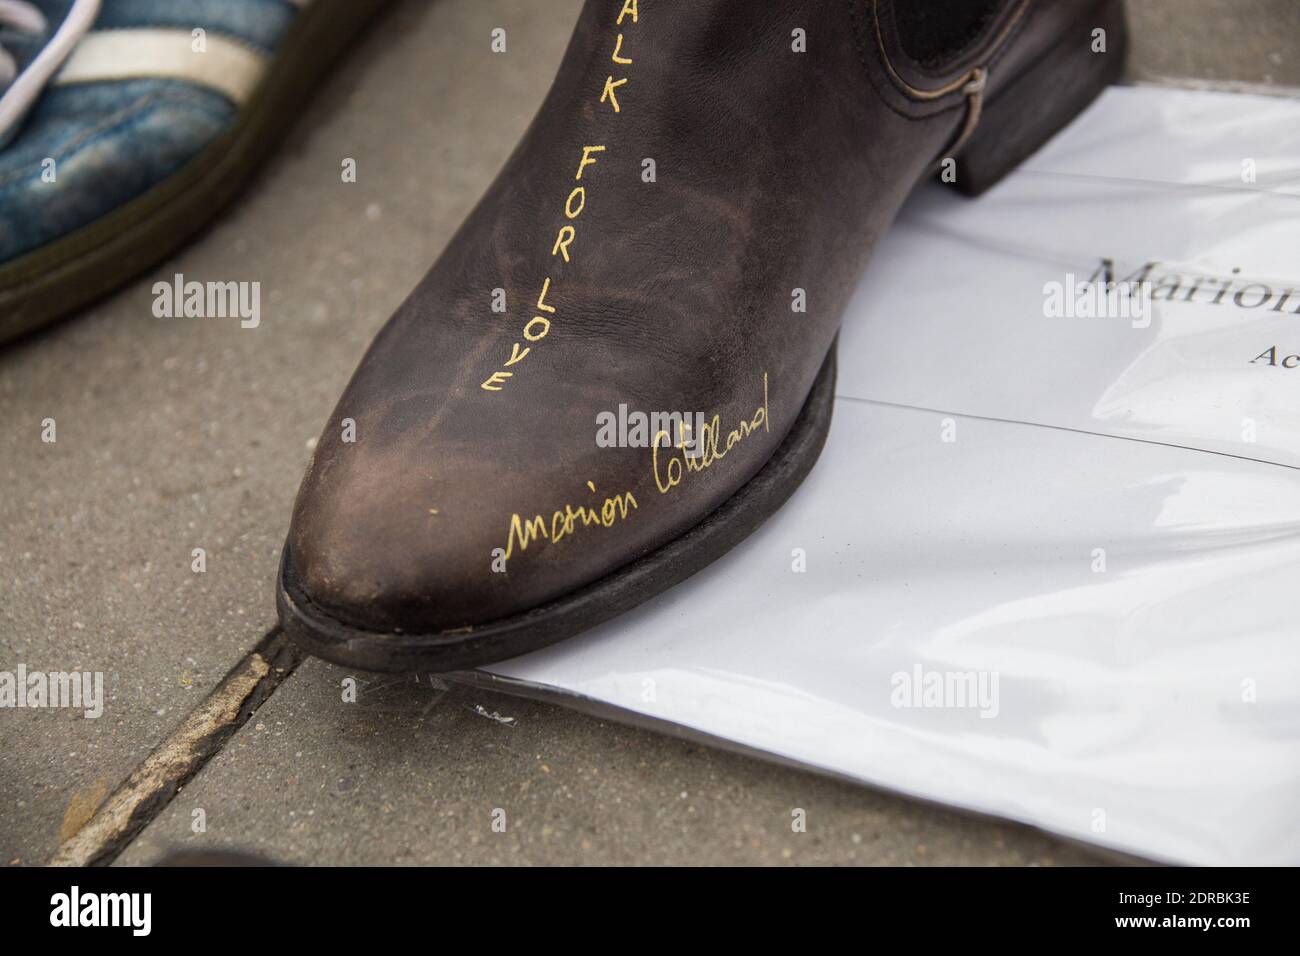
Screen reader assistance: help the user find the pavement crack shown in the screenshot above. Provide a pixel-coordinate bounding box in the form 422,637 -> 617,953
48,627 -> 302,867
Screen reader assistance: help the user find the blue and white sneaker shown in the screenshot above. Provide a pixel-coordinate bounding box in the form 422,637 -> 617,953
0,0 -> 392,343
0,0 -> 99,147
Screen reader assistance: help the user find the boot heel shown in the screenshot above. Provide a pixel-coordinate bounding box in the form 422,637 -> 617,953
951,0 -> 1128,196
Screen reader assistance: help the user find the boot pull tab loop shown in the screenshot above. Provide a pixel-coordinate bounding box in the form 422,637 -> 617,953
947,67 -> 988,159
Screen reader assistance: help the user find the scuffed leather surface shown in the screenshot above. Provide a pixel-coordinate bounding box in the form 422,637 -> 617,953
287,0 -> 1090,634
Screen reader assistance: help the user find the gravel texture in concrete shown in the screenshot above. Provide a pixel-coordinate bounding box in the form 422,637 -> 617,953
1125,0 -> 1300,90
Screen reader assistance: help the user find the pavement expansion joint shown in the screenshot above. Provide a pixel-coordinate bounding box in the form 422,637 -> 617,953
48,628 -> 302,867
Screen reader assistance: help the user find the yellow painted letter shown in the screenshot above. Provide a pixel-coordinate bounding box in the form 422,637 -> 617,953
524,316 -> 551,341
552,225 -> 575,261
611,33 -> 632,65
564,186 -> 586,219
480,370 -> 513,392
600,75 -> 627,113
576,145 -> 605,180
536,276 -> 556,313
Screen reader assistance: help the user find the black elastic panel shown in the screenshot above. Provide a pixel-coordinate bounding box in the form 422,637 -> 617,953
892,0 -> 1003,68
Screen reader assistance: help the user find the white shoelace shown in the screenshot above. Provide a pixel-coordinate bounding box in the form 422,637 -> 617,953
0,0 -> 100,140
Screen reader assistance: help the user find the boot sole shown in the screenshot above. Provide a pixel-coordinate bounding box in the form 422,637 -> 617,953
277,343 -> 838,673
0,0 -> 393,345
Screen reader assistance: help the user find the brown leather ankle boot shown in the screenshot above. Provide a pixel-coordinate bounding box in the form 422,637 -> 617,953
278,0 -> 1127,671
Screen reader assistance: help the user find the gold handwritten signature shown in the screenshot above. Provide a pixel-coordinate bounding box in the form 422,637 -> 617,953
653,373 -> 770,494
501,481 -> 638,561
497,369 -> 771,565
